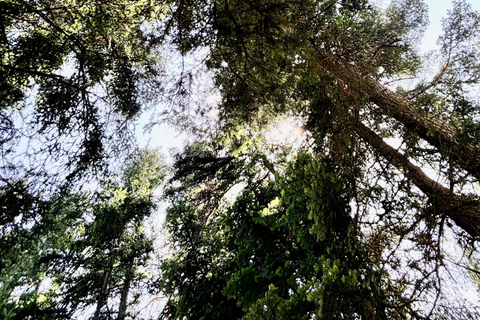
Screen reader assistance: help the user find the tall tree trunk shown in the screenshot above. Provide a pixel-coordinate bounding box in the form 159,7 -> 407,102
93,254 -> 116,320
356,121 -> 480,239
118,262 -> 133,320
326,54 -> 480,181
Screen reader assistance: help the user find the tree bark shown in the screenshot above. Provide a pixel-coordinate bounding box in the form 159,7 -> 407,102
93,254 -> 116,320
326,55 -> 480,181
356,121 -> 480,239
118,262 -> 133,320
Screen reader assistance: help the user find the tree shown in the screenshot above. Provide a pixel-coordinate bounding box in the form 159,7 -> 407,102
159,0 -> 480,318
0,0 -> 166,183
1,1 -> 171,318
3,0 -> 480,318
0,149 -> 166,319
161,143 -> 409,319
0,182 -> 86,320
163,0 -> 480,237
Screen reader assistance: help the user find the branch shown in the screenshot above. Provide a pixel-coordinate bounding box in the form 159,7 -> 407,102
326,54 -> 480,181
407,62 -> 450,100
19,0 -> 83,53
356,121 -> 480,239
259,153 -> 276,176
2,4 -> 78,15
1,64 -> 74,86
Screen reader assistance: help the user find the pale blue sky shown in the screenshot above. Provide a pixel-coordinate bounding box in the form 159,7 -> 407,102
423,0 -> 480,51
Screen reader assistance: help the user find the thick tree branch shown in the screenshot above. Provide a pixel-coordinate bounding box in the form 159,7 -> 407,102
356,121 -> 480,239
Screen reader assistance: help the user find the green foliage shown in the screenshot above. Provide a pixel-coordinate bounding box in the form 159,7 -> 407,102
157,1 -> 480,317
0,0 -> 166,180
160,144 -> 406,319
3,0 -> 480,319
0,150 -> 166,319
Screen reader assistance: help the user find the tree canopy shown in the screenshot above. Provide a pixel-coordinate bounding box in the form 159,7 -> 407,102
0,149 -> 166,319
1,0 -> 166,183
2,0 -> 480,319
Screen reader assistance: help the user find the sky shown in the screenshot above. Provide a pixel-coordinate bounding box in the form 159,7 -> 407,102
423,0 -> 480,50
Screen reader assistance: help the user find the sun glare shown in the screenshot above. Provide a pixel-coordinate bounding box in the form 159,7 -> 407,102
264,118 -> 306,147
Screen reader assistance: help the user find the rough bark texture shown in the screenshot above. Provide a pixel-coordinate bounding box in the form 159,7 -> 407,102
357,121 -> 480,239
327,55 -> 480,181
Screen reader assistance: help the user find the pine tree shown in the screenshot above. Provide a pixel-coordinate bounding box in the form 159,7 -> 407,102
1,0 -> 165,182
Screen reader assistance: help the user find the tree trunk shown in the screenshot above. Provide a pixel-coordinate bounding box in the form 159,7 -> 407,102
326,55 -> 480,181
93,254 -> 116,320
356,121 -> 480,239
118,263 -> 133,320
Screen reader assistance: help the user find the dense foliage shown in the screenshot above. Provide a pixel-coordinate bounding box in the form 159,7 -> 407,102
159,0 -> 480,318
2,0 -> 480,319
0,150 -> 166,319
1,0 -> 165,182
160,144 -> 407,319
